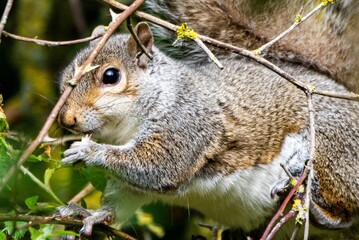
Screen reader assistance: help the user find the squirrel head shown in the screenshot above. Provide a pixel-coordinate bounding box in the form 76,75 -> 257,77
58,22 -> 154,140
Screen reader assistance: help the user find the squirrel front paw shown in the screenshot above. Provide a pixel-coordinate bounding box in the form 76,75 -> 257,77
270,177 -> 291,199
62,136 -> 101,165
54,203 -> 114,238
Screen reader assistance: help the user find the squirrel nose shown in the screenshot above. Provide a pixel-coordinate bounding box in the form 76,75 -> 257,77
59,109 -> 77,129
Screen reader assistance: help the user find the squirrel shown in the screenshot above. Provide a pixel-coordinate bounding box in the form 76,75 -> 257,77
56,2 -> 359,239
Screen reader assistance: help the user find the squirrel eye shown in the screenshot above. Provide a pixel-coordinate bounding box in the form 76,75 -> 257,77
102,68 -> 121,85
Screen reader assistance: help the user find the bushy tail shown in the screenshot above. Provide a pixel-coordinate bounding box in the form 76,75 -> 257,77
143,0 -> 359,91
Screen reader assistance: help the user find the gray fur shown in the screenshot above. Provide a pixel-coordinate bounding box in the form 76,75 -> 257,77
58,23 -> 359,237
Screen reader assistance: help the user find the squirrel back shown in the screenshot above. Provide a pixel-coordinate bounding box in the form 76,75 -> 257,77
143,0 -> 359,92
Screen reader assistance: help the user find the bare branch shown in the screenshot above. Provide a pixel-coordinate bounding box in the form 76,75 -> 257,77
303,89 -> 316,240
256,3 -> 324,54
0,0 -> 14,41
260,169 -> 308,240
0,214 -> 136,240
0,0 -> 146,193
43,134 -> 83,146
126,17 -> 153,60
2,30 -> 102,46
266,210 -> 296,240
290,225 -> 301,240
69,183 -> 95,203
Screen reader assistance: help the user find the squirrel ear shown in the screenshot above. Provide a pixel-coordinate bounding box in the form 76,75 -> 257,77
89,25 -> 106,46
128,22 -> 154,68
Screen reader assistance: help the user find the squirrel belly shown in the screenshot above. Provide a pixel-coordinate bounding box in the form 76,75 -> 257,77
155,133 -> 308,231
59,22 -> 359,236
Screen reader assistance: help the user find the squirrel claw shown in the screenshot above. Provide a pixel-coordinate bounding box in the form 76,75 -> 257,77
62,137 -> 96,165
55,203 -> 114,238
54,202 -> 92,219
79,211 -> 114,237
270,178 -> 290,199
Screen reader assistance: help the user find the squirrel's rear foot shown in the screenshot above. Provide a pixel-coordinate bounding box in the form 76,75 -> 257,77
54,203 -> 114,238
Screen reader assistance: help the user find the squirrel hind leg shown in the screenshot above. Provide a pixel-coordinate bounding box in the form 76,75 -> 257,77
310,201 -> 353,230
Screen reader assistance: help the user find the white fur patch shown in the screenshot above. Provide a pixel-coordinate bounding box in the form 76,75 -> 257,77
155,132 -> 308,231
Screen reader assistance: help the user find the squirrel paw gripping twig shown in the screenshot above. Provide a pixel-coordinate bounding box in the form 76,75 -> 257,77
54,203 -> 114,238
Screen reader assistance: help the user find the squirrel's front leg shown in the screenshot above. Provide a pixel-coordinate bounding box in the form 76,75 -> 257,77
61,137 -> 115,238
62,136 -> 105,166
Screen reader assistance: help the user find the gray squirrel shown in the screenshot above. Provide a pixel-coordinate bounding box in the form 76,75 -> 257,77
57,2 -> 359,239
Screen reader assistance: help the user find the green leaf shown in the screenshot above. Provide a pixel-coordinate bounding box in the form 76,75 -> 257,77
53,230 -> 80,237
35,202 -> 61,212
29,224 -> 57,240
81,166 -> 107,192
0,95 -> 9,132
0,231 -> 6,240
29,227 -> 41,239
0,139 -> 12,180
27,154 -> 44,163
39,224 -> 55,238
44,168 -> 55,187
80,197 -> 87,209
3,221 -> 27,240
25,195 -> 39,210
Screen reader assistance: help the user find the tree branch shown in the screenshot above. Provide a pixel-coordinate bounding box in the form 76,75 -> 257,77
0,214 -> 136,240
303,89 -> 316,240
260,169 -> 308,240
255,3 -> 324,54
266,210 -> 296,240
2,30 -> 102,46
0,0 -> 13,41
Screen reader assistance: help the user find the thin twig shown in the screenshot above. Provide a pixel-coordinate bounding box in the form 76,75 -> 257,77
0,0 -> 14,41
290,225 -> 301,240
256,3 -> 324,54
0,214 -> 136,240
126,17 -> 153,60
69,183 -> 95,203
260,169 -> 308,240
0,0 -> 145,194
193,38 -> 224,69
304,89 -> 316,240
101,0 -> 359,102
20,166 -> 65,205
42,134 -> 83,146
266,210 -> 296,240
280,163 -> 293,179
2,30 -> 102,46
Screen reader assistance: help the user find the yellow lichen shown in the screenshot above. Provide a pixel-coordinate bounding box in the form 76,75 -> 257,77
176,23 -> 199,40
290,178 -> 297,187
292,199 -> 307,225
295,13 -> 302,23
292,199 -> 301,209
322,0 -> 335,6
253,49 -> 262,55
